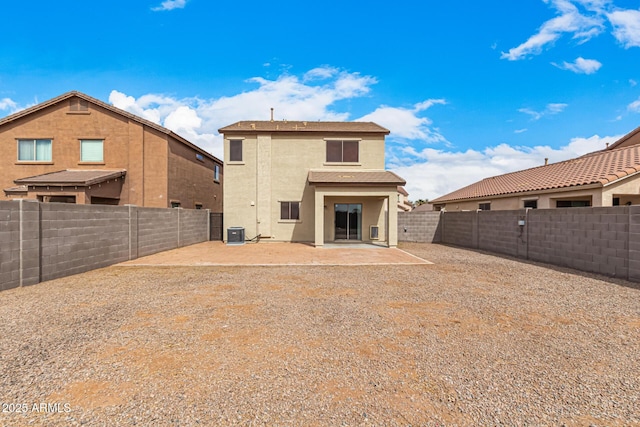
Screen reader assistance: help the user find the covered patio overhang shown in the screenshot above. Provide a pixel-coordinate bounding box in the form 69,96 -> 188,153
6,169 -> 126,204
308,170 -> 406,248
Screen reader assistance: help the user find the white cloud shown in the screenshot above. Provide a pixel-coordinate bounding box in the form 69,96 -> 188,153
357,100 -> 446,142
607,8 -> 640,47
628,97 -> 640,113
552,56 -> 602,73
501,0 -> 605,61
515,128 -> 528,134
390,134 -> 620,201
519,103 -> 568,120
0,97 -> 18,113
109,69 -> 380,157
151,0 -> 187,11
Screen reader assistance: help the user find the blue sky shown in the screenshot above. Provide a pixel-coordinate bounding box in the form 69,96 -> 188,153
2,0 -> 640,200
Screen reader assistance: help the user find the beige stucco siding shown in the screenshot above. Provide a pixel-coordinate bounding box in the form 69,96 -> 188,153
223,131 -> 390,243
440,186 -> 610,211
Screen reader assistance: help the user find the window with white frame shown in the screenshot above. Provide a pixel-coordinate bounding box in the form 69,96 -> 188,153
18,139 -> 52,161
80,139 -> 103,162
214,164 -> 220,181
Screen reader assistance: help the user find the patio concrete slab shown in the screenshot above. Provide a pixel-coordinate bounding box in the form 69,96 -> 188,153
118,241 -> 432,266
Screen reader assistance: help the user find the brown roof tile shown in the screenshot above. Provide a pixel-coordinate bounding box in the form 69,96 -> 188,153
431,144 -> 640,203
308,170 -> 406,186
219,121 -> 390,134
15,170 -> 126,186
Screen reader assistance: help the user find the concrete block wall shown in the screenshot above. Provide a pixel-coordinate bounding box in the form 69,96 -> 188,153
137,208 -> 180,257
441,211 -> 477,248
398,211 -> 442,242
628,206 -> 640,281
40,203 -> 130,282
0,201 -> 210,291
477,210 -> 526,258
0,202 -> 19,290
399,206 -> 639,282
527,207 -> 629,278
179,209 -> 210,246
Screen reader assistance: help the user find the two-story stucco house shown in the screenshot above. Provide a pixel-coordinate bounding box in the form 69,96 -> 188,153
219,120 -> 405,247
1,91 -> 223,210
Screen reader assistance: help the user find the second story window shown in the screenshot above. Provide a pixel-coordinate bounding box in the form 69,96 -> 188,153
214,164 -> 220,182
326,140 -> 358,163
80,139 -> 104,162
18,139 -> 52,162
229,140 -> 243,162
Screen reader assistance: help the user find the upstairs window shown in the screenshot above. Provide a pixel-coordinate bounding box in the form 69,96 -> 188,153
214,164 -> 220,182
18,139 -> 52,162
229,140 -> 243,162
326,140 -> 359,163
80,139 -> 104,162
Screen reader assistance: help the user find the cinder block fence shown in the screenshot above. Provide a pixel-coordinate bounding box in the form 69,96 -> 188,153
399,206 -> 640,282
1,200 -> 211,291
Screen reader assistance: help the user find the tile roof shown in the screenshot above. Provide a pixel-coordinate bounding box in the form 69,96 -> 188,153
308,170 -> 406,186
431,143 -> 640,203
0,91 -> 221,164
15,170 -> 126,186
219,121 -> 390,134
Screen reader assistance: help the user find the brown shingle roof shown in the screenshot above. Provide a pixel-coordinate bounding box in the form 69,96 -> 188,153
15,170 -> 126,186
431,144 -> 640,203
308,170 -> 406,186
219,121 -> 390,134
0,91 -> 221,164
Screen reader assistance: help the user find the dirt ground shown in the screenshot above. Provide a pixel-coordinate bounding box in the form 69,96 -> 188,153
0,243 -> 639,426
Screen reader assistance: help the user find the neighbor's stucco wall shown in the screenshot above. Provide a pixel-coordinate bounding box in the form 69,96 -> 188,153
0,96 -> 220,209
439,187 -> 610,211
167,137 -> 222,211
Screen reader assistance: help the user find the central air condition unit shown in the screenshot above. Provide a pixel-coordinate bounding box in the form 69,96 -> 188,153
370,225 -> 379,240
227,227 -> 245,245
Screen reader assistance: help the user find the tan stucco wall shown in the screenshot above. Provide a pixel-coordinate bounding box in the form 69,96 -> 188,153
322,196 -> 387,243
223,132 -> 389,242
439,186 -> 611,211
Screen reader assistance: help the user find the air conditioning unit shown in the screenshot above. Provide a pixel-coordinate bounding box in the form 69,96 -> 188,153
370,225 -> 379,240
227,227 -> 245,245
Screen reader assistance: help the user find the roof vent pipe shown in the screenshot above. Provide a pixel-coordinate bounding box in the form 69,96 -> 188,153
544,158 -> 548,166
270,108 -> 274,122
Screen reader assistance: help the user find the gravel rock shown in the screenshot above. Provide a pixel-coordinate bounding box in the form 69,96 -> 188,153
0,243 -> 638,426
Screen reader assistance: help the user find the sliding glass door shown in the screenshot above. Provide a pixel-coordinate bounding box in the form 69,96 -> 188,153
334,204 -> 362,240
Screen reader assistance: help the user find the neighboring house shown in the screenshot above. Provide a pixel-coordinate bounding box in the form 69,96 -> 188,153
1,91 -> 223,210
430,131 -> 640,211
219,120 -> 405,247
397,186 -> 413,212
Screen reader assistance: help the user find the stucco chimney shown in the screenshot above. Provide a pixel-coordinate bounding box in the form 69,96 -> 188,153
544,158 -> 548,166
270,108 -> 274,122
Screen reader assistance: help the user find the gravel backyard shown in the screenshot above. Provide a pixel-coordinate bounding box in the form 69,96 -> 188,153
1,243 -> 639,426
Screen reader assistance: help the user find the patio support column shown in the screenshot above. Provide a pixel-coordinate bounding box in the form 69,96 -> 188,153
314,190 -> 324,247
388,190 -> 398,247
